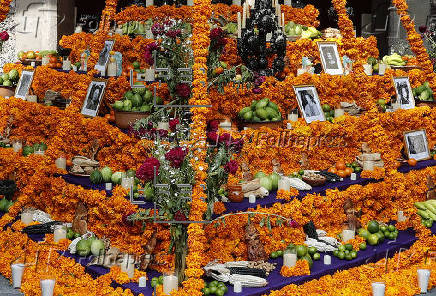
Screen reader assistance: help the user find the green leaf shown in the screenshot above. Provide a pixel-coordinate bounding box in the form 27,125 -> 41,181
276,218 -> 283,227
267,216 -> 272,231
259,218 -> 265,227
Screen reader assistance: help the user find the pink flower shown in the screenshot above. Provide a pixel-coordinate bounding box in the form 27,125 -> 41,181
0,31 -> 9,41
165,147 -> 188,168
224,160 -> 239,175
176,83 -> 191,99
136,157 -> 160,181
169,118 -> 179,131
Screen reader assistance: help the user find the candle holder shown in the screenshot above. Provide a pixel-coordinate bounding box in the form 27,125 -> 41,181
40,279 -> 56,296
287,109 -> 298,122
233,281 -> 242,293
163,272 -> 178,294
12,139 -> 22,153
417,269 -> 431,293
21,208 -> 34,225
138,276 -> 147,287
11,263 -> 25,288
371,282 -> 385,296
283,249 -> 297,267
55,157 -> 67,170
341,223 -> 355,242
53,225 -> 67,243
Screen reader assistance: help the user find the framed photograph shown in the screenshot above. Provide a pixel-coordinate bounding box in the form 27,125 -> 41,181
14,70 -> 34,99
94,39 -> 115,73
393,76 -> 415,110
404,130 -> 430,161
317,41 -> 344,75
81,79 -> 107,117
293,85 -> 325,123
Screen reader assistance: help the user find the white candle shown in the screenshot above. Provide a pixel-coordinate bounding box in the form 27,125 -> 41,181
11,263 -> 25,288
371,282 -> 385,296
297,68 -> 306,76
139,276 -> 147,287
378,63 -> 387,75
40,279 -> 55,296
234,281 -> 242,293
342,229 -> 355,242
146,0 -> 153,6
157,121 -> 170,130
21,211 -> 33,225
26,95 -> 38,102
362,161 -> 374,172
287,113 -> 298,122
74,26 -> 82,33
397,210 -> 407,222
187,0 -> 194,6
53,225 -> 66,243
145,68 -> 155,82
350,173 -> 357,181
55,157 -> 66,170
233,0 -> 241,5
237,12 -> 242,38
163,274 -> 178,294
363,64 -> 373,76
278,178 -> 290,191
286,123 -> 292,129
62,59 -> 71,71
334,108 -> 345,118
324,255 -> 331,265
105,183 -> 113,191
243,127 -> 248,131
219,120 -> 232,131
417,269 -> 431,293
12,141 -> 22,153
284,0 -> 292,5
249,194 -> 256,204
283,253 -> 297,267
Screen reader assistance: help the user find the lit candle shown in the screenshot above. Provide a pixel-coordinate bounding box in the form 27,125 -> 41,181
163,274 -> 178,294
283,253 -> 297,267
40,279 -> 56,296
55,157 -> 66,170
11,264 -> 25,288
249,194 -> 256,204
53,225 -> 67,243
146,0 -> 153,6
12,141 -> 22,153
297,68 -> 306,76
287,113 -> 298,122
397,210 -> 407,222
139,276 -> 147,287
21,210 -> 33,225
378,63 -> 387,75
62,58 -> 71,71
324,255 -> 331,265
278,178 -> 290,191
334,108 -> 345,118
286,123 -> 292,129
341,229 -> 355,242
237,12 -> 242,38
350,173 -> 357,181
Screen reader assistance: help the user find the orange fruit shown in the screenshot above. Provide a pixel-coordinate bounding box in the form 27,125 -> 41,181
335,161 -> 346,170
49,56 -> 58,63
66,159 -> 73,167
407,158 -> 417,166
345,167 -> 353,176
328,167 -> 337,174
337,170 -> 347,178
433,154 -> 436,160
214,67 -> 224,75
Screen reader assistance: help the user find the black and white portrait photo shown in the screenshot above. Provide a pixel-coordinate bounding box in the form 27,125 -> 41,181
293,85 -> 325,123
404,130 -> 430,161
81,80 -> 107,117
94,40 -> 115,73
317,42 -> 344,75
15,70 -> 34,100
393,77 -> 415,110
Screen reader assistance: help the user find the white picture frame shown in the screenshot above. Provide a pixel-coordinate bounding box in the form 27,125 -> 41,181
393,76 -> 415,110
293,85 -> 326,124
81,79 -> 107,117
94,39 -> 115,73
14,70 -> 34,99
317,41 -> 344,76
404,130 -> 430,161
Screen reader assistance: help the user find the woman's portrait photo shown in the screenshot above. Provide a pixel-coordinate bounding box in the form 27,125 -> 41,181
81,80 -> 107,117
15,70 -> 34,99
393,77 -> 415,110
293,85 -> 325,123
404,130 -> 430,161
317,42 -> 344,75
95,40 -> 115,72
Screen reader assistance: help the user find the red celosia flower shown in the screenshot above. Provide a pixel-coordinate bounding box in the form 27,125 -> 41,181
165,147 -> 187,168
136,157 -> 160,181
224,160 -> 238,175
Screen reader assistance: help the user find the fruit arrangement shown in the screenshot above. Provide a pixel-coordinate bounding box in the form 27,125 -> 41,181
321,104 -> 335,122
357,221 -> 398,246
415,200 -> 436,228
75,236 -> 105,257
327,160 -> 362,178
376,99 -> 387,112
238,98 -> 282,123
284,21 -> 321,39
66,227 -> 82,240
223,22 -> 237,35
413,82 -> 434,102
254,171 -> 281,192
151,275 -> 164,288
287,244 -> 320,269
22,142 -> 47,156
202,280 -> 228,296
332,243 -> 360,261
112,88 -> 160,113
382,53 -> 407,67
0,68 -> 20,87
